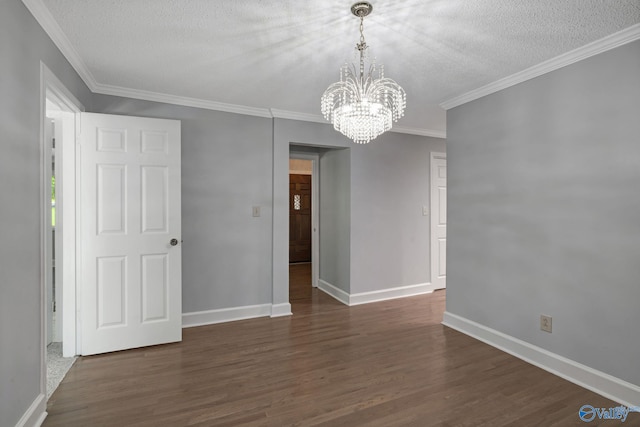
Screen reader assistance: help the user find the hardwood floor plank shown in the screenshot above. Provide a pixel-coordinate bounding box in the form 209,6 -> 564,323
44,270 -> 625,426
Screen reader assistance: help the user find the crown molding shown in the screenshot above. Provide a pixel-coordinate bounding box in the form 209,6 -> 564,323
269,109 -> 327,124
93,83 -> 273,118
21,0 -> 98,91
270,109 -> 446,138
392,125 -> 446,139
440,23 -> 640,110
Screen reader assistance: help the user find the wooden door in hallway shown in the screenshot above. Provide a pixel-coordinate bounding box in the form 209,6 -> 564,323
289,174 -> 312,263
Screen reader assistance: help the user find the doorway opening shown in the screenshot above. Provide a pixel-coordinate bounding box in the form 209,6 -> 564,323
288,154 -> 319,308
44,111 -> 76,399
41,63 -> 84,400
44,97 -> 77,399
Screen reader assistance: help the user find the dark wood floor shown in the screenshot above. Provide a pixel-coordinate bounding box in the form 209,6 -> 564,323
44,265 -> 621,426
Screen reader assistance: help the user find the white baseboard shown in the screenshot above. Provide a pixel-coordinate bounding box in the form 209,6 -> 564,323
317,279 -> 350,305
442,311 -> 640,407
318,279 -> 434,306
182,304 -> 272,328
15,393 -> 47,427
350,282 -> 433,305
271,303 -> 292,318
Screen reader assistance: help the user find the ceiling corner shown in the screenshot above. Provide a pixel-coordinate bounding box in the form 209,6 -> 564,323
22,0 -> 99,91
440,23 -> 640,110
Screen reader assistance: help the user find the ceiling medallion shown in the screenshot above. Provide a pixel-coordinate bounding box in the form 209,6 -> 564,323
321,2 -> 406,144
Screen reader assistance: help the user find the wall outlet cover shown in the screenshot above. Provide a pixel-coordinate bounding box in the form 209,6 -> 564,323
540,315 -> 552,333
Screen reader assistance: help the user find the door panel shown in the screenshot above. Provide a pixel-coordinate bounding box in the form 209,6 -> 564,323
141,254 -> 168,322
289,174 -> 312,263
97,164 -> 126,234
80,112 -> 181,355
141,166 -> 168,233
97,256 -> 126,327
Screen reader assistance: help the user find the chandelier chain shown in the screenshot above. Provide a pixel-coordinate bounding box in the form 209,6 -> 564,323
358,16 -> 366,78
358,16 -> 366,50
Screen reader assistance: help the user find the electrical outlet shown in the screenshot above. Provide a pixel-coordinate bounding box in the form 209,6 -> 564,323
540,315 -> 552,333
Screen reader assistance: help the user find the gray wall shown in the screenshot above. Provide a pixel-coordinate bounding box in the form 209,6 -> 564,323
351,132 -> 446,293
319,148 -> 351,291
0,1 -> 92,425
92,95 -> 274,312
446,40 -> 640,386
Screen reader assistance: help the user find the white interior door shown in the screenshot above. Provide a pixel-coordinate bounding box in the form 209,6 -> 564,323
80,112 -> 181,355
431,153 -> 447,290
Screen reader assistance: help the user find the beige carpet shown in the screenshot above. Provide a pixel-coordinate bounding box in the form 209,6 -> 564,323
46,342 -> 76,400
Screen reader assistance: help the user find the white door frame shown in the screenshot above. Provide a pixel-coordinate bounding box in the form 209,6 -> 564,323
40,62 -> 84,398
289,152 -> 319,288
430,152 -> 447,289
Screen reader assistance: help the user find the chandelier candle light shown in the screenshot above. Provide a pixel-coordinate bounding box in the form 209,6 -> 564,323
321,2 -> 406,144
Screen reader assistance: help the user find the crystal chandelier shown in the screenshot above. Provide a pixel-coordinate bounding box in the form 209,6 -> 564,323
321,2 -> 406,144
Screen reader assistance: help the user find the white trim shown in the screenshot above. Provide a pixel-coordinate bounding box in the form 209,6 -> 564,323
22,0 -> 98,91
74,113 -> 83,355
392,126 -> 446,139
40,67 -> 52,404
270,303 -> 292,317
317,280 -> 350,306
41,65 -> 84,113
289,152 -> 320,288
318,279 -> 434,306
271,109 -> 326,124
41,63 -> 84,358
40,63 -> 85,409
182,304 -> 272,328
14,393 -> 47,427
57,111 -> 78,358
88,84 -> 445,137
442,311 -> 640,407
93,84 -> 273,118
349,283 -> 433,306
440,23 -> 640,110
270,109 -> 447,139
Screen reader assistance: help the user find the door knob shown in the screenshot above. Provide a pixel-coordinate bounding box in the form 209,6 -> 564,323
170,238 -> 179,246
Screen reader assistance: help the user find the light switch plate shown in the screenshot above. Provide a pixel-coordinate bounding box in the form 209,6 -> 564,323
252,206 -> 260,217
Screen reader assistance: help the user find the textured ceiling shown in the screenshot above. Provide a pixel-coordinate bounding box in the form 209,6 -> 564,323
37,0 -> 640,134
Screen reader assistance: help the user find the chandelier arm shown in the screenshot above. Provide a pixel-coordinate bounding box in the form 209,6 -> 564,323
365,80 -> 405,115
